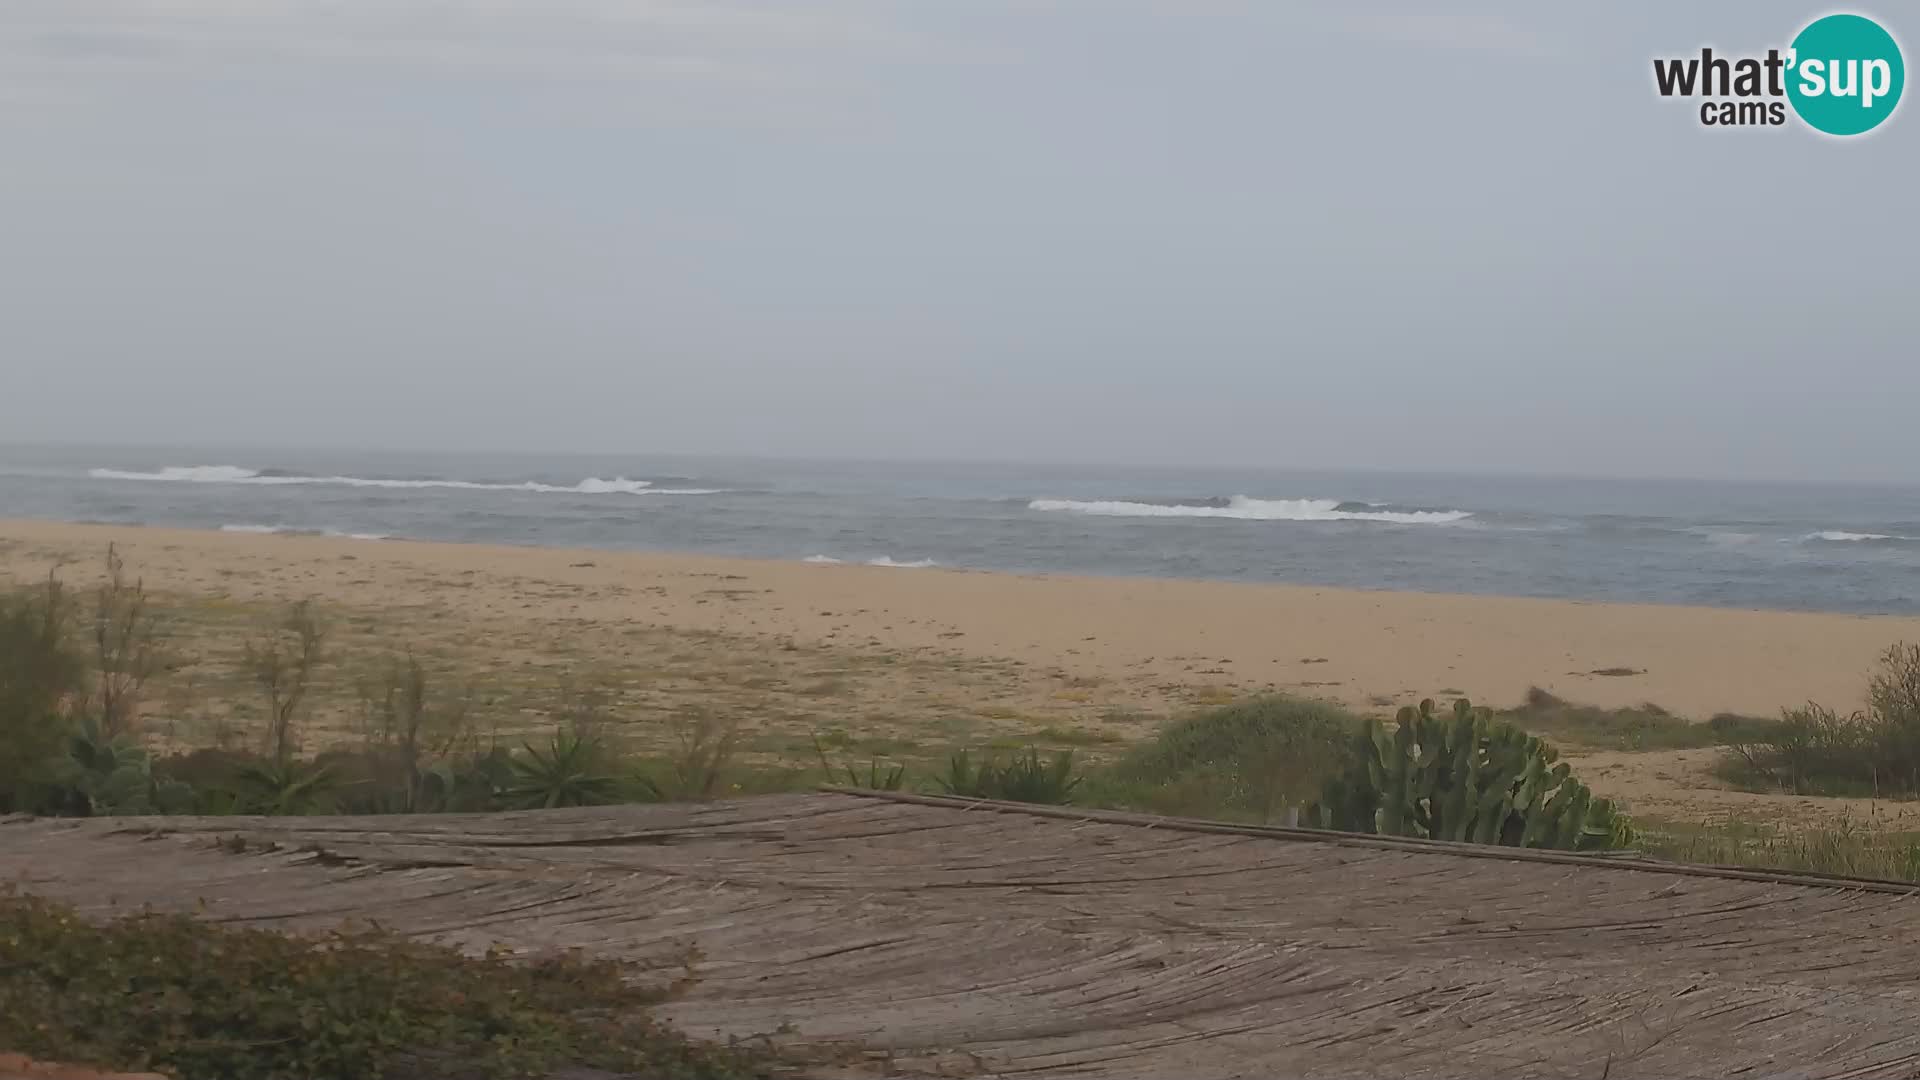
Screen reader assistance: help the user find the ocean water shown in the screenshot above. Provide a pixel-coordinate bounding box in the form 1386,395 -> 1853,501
4,444 -> 1920,614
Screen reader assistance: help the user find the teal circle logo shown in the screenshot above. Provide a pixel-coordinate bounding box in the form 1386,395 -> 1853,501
1786,13 -> 1905,135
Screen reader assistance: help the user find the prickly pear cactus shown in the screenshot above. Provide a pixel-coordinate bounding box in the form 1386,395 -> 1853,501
1310,698 -> 1633,851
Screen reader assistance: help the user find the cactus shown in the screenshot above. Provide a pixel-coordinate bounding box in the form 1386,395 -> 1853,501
1308,698 -> 1633,851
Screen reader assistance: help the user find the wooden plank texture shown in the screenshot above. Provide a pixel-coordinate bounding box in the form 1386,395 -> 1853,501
4,793 -> 1918,1079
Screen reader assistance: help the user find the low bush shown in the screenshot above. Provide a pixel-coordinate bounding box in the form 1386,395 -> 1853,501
0,890 -> 766,1079
1501,688 -> 1720,751
1082,696 -> 1356,823
1717,644 -> 1920,797
0,572 -> 87,813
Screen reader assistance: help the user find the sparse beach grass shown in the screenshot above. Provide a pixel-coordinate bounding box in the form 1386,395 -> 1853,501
122,587 -> 1150,774
1634,816 -> 1920,882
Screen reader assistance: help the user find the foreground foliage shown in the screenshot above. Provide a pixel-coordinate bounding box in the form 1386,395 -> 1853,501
0,891 -> 766,1080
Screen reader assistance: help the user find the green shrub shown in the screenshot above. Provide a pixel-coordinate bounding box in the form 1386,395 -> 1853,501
504,727 -> 630,809
1870,642 -> 1920,791
1311,698 -> 1633,850
1718,702 -> 1874,794
49,718 -> 194,816
0,573 -> 86,813
936,747 -> 1081,804
229,758 -> 342,816
1705,711 -> 1783,745
1084,696 -> 1356,823
1716,645 -> 1920,797
1502,688 -> 1718,751
0,890 -> 766,1079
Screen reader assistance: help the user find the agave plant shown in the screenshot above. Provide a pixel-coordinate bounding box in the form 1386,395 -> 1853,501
229,759 -> 340,816
55,717 -> 168,815
503,728 -> 622,809
936,747 -> 1080,805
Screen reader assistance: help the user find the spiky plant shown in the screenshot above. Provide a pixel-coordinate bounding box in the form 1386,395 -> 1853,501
936,747 -> 1080,805
504,728 -> 622,809
230,759 -> 340,816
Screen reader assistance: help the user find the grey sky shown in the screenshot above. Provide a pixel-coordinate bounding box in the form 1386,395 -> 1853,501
1,1 -> 1913,482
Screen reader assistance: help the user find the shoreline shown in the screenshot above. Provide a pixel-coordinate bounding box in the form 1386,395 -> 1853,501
9,511 -> 1916,619
4,517 -> 1916,720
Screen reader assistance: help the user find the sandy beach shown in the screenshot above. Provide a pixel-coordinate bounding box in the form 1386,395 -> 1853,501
6,517 -> 1919,825
5,517 -> 1910,714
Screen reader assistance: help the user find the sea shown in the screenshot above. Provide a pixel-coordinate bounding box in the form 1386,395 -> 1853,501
3,444 -> 1919,615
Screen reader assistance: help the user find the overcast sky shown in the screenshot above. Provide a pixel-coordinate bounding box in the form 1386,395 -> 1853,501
1,2 -> 1913,482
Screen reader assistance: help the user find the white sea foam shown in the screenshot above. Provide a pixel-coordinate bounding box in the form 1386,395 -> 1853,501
802,554 -> 935,567
93,466 -> 714,495
1028,496 -> 1471,525
97,465 -> 260,484
220,524 -> 388,540
1806,530 -> 1906,542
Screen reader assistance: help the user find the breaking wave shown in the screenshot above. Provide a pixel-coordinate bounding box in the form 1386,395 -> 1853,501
220,523 -> 389,540
1805,530 -> 1915,544
1027,495 -> 1471,525
801,554 -> 937,568
91,465 -> 718,495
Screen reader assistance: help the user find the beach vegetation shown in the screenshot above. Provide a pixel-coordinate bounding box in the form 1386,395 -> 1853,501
814,734 -> 908,790
85,544 -> 164,741
663,711 -> 742,800
1310,698 -> 1634,850
352,649 -> 474,812
936,746 -> 1082,804
1080,695 -> 1354,823
0,889 -> 768,1080
1029,724 -> 1125,746
227,757 -> 343,815
1635,816 -> 1920,882
243,599 -> 326,765
503,726 -> 629,809
0,571 -> 85,731
1497,688 -> 1725,751
1716,643 -> 1920,797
